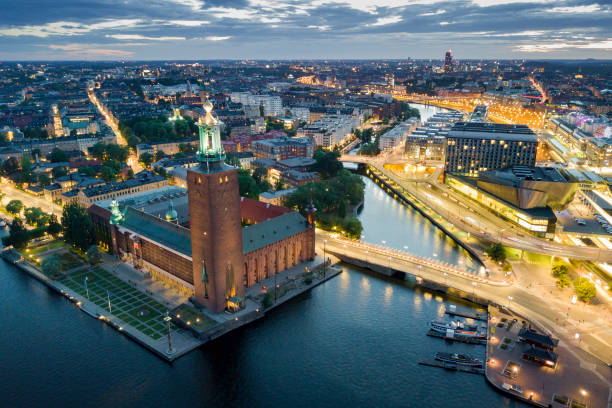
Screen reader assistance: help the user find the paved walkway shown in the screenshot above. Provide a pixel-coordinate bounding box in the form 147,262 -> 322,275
486,306 -> 611,408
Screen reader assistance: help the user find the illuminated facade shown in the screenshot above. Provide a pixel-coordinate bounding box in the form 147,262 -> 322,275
445,122 -> 537,175
446,166 -> 577,238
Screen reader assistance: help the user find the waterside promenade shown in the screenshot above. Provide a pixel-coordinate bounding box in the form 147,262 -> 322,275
486,306 -> 611,408
318,232 -> 612,367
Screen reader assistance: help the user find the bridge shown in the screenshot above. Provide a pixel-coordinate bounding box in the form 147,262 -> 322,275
316,232 -> 612,366
316,231 -> 499,285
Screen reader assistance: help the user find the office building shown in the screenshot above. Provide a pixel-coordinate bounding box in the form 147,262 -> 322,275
445,122 -> 538,175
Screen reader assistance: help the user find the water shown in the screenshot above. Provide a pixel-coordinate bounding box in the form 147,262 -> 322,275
0,176 -> 522,408
357,176 -> 479,272
0,258 -> 524,408
0,103 -> 522,407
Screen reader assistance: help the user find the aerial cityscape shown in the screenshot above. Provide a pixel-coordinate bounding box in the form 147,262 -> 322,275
1,1 -> 612,407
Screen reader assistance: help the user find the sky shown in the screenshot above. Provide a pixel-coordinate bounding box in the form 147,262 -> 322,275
0,0 -> 611,60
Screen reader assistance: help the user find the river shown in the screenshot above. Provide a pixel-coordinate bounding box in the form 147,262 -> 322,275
0,104 -> 524,407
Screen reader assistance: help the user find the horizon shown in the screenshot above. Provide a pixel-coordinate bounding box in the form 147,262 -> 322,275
1,1 -> 611,60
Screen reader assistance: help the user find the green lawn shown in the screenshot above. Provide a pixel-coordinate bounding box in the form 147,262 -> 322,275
27,240 -> 66,256
59,267 -> 175,340
173,303 -> 217,332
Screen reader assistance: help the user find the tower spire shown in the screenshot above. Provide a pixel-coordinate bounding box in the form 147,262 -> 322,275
196,100 -> 225,169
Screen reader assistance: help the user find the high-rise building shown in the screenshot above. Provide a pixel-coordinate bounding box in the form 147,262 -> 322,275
445,122 -> 537,175
187,100 -> 245,313
443,50 -> 453,73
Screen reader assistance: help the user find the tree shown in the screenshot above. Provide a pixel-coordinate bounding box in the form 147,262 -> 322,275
485,243 -> 506,263
20,156 -> 34,183
89,142 -> 106,160
556,274 -> 571,288
552,264 -> 569,278
24,207 -> 49,227
154,150 -> 166,162
312,148 -> 342,179
5,218 -> 29,249
41,255 -> 61,279
86,245 -> 102,265
79,166 -> 96,177
49,148 -> 69,163
52,166 -> 68,178
237,169 -> 260,199
61,202 -> 96,252
47,214 -> 62,238
573,277 -> 596,303
100,166 -> 117,182
38,174 -> 51,187
139,152 -> 154,168
2,157 -> 20,174
6,199 -> 24,215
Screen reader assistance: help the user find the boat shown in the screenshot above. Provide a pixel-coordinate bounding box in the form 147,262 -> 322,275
434,352 -> 483,367
430,320 -> 485,338
0,219 -> 6,228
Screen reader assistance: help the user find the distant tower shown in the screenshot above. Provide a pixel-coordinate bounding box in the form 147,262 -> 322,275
186,80 -> 193,97
385,73 -> 395,88
187,100 -> 244,313
444,50 -> 453,73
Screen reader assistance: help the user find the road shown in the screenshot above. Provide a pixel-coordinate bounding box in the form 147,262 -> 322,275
316,232 -> 612,366
362,161 -> 612,262
0,184 -> 62,218
88,88 -> 143,173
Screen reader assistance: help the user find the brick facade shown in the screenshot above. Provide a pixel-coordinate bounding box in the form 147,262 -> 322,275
187,165 -> 245,313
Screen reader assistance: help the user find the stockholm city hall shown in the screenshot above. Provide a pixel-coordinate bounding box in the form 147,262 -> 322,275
102,101 -> 315,314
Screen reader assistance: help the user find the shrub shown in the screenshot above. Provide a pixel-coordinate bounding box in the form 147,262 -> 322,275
573,277 -> 596,303
552,264 -> 569,277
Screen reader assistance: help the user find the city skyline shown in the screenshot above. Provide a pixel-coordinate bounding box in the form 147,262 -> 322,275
1,0 -> 611,60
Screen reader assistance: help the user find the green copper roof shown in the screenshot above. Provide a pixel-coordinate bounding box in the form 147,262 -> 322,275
242,212 -> 309,254
120,207 -> 192,257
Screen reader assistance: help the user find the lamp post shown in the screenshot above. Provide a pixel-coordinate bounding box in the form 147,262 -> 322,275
164,311 -> 173,354
472,281 -> 477,299
443,272 -> 448,285
388,256 -> 392,272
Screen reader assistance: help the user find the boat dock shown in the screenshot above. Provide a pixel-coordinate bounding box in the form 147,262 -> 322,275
445,305 -> 488,321
426,329 -> 487,345
419,359 -> 484,375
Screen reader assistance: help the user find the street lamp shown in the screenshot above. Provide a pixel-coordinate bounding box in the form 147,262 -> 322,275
472,281 -> 477,298
387,256 -> 391,271
506,296 -> 513,308
164,311 -> 173,353
443,272 -> 448,285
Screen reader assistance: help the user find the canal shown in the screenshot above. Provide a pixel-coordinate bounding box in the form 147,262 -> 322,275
0,104 -> 524,407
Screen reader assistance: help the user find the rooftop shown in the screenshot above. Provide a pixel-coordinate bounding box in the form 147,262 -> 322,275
449,122 -> 537,142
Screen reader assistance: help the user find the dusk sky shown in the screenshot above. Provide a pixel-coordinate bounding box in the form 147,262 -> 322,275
1,0 -> 611,60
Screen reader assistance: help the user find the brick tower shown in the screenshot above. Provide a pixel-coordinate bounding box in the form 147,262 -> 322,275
187,101 -> 244,313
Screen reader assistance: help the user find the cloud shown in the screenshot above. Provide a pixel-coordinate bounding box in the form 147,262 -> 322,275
419,9 -> 445,16
472,0 -> 552,6
167,20 -> 210,26
0,19 -> 142,38
548,5 -> 601,13
204,36 -> 232,41
368,16 -> 402,26
106,34 -> 186,41
516,39 -> 612,52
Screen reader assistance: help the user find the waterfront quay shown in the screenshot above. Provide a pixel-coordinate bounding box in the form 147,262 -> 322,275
321,235 -> 612,405
486,306 -> 611,408
1,244 -> 337,362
